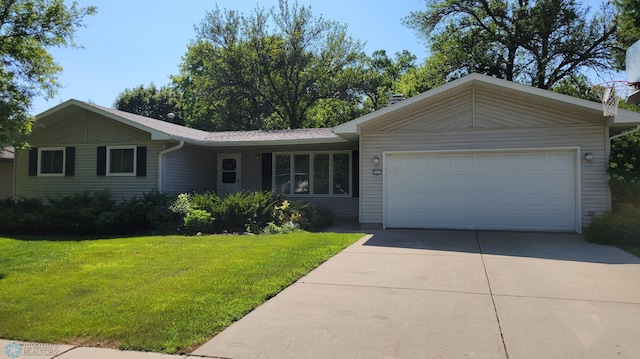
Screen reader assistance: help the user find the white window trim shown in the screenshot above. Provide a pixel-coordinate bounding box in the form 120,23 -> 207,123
106,145 -> 137,177
272,151 -> 352,197
37,147 -> 65,177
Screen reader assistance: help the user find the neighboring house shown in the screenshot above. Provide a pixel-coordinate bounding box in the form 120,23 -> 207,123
13,74 -> 640,233
0,147 -> 14,199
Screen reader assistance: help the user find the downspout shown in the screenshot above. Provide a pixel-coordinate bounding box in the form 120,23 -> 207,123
157,140 -> 184,193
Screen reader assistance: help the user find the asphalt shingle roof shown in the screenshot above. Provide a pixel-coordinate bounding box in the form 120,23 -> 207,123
84,102 -> 344,145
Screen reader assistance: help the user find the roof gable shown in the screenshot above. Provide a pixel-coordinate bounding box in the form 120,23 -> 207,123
333,73 -> 640,135
35,100 -> 347,146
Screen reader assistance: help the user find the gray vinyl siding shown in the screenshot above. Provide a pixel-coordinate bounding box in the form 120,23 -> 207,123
164,145 -> 215,193
0,160 -> 13,198
287,196 -> 359,218
15,111 -> 164,201
360,86 -> 608,230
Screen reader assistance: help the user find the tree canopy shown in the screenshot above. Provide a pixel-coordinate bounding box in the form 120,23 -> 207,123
404,0 -> 617,89
174,0 -> 366,130
114,84 -> 184,125
0,0 -> 96,149
613,0 -> 640,70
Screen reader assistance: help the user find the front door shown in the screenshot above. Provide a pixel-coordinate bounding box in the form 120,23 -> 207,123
217,153 -> 241,197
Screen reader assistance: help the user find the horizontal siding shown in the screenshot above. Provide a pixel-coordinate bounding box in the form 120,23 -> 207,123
287,196 -> 359,218
361,125 -> 608,230
87,112 -> 151,143
164,145 -> 215,193
15,111 -> 164,201
15,142 -> 164,201
0,160 -> 13,198
365,88 -> 473,132
28,115 -> 87,144
474,90 -> 601,128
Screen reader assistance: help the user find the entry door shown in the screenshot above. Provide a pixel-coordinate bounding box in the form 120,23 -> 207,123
217,153 -> 241,197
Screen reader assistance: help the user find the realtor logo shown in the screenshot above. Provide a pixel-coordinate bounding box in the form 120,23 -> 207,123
4,343 -> 22,358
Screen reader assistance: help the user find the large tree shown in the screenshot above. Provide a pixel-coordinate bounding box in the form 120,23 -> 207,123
404,0 -> 617,89
0,0 -> 96,149
613,0 -> 640,70
362,50 -> 417,110
114,84 -> 184,125
175,0 -> 365,130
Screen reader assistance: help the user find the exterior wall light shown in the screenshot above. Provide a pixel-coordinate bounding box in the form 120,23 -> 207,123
255,154 -> 261,160
584,153 -> 593,161
372,156 -> 380,165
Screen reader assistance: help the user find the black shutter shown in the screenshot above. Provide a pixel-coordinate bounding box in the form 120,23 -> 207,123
136,146 -> 147,177
351,151 -> 359,198
28,148 -> 38,176
97,146 -> 106,176
65,147 -> 75,176
261,153 -> 272,191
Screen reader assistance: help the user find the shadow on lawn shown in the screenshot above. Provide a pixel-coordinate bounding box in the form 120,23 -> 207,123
363,229 -> 640,265
3,234 -> 144,242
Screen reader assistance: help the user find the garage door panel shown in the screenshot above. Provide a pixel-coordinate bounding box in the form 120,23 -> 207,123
385,150 -> 577,231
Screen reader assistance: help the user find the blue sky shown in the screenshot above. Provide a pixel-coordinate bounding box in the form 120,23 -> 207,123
32,0 -> 429,115
31,0 -> 608,115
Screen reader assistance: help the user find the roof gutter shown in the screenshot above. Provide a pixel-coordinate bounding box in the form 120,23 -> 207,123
610,124 -> 640,141
157,140 -> 184,193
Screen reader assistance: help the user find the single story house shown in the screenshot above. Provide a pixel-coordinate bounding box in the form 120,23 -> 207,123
0,147 -> 14,199
13,74 -> 640,233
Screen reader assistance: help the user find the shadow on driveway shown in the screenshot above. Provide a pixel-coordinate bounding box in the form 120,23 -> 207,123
361,229 -> 640,265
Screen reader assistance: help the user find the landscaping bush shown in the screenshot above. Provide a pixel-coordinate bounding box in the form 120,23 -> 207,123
290,201 -> 334,231
584,206 -> 640,247
262,221 -> 299,235
109,190 -> 180,234
608,131 -> 640,209
183,209 -> 215,235
46,190 -> 114,235
0,191 -> 114,235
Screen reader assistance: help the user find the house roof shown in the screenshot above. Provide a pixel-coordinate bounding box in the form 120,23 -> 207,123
333,73 -> 640,135
0,146 -> 14,160
36,100 -> 348,146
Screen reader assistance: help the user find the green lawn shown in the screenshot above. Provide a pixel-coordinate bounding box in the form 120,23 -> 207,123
0,232 -> 362,354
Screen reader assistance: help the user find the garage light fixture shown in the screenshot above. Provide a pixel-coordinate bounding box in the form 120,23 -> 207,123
584,153 -> 593,161
372,156 -> 380,165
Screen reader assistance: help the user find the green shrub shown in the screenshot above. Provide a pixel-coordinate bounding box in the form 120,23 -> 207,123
0,192 -> 114,235
262,222 -> 299,235
584,206 -> 640,247
46,190 -> 114,235
112,190 -> 179,234
184,209 -> 215,235
608,132 -> 640,208
217,191 -> 280,233
284,201 -> 334,232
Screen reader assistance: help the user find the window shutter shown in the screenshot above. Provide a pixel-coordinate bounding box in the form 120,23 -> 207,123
352,151 -> 359,198
97,146 -> 106,176
261,153 -> 272,191
136,146 -> 147,177
65,147 -> 75,176
28,148 -> 38,176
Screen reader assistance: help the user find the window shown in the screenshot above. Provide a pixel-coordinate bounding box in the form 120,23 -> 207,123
39,148 -> 65,176
107,146 -> 136,176
273,152 -> 351,196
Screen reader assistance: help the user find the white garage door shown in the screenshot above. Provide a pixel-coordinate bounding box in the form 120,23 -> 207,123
384,150 -> 578,231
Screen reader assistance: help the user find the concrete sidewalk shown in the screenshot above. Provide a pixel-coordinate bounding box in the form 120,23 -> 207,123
4,230 -> 640,358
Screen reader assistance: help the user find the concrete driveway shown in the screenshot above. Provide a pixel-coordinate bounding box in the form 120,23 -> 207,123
193,230 -> 640,359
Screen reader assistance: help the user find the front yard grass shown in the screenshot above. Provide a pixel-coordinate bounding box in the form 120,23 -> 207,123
0,232 -> 362,354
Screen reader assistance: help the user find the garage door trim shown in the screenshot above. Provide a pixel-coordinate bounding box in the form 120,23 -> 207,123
382,147 -> 582,233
